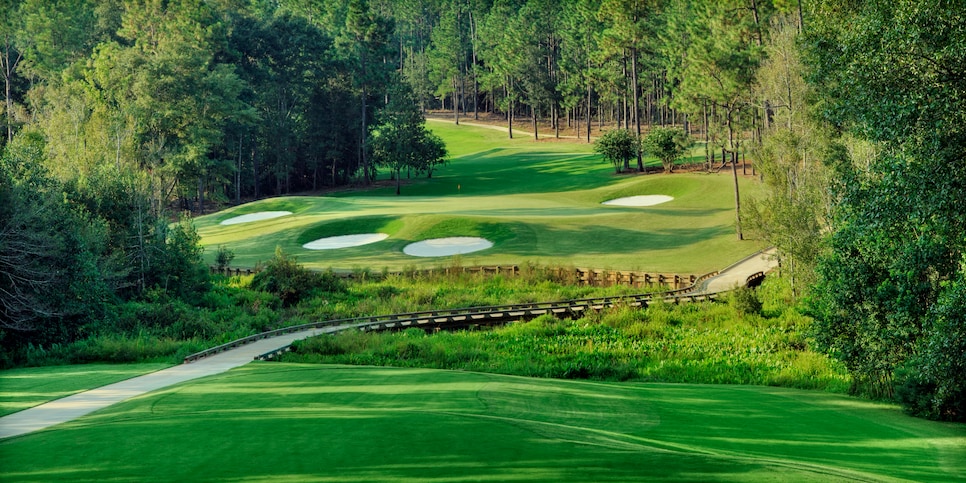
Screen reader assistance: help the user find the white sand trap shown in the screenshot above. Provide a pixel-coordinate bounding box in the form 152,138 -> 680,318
220,211 -> 292,225
303,233 -> 389,250
404,237 -> 493,257
602,195 -> 674,207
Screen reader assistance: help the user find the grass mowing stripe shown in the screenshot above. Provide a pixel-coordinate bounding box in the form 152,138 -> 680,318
432,410 -> 892,482
1,364 -> 961,482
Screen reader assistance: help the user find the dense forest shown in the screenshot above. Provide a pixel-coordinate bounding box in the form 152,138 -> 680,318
1,0 -> 964,421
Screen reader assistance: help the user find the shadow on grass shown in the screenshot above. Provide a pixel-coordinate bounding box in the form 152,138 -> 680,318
2,366 -> 962,482
495,224 -> 734,257
364,149 -> 618,198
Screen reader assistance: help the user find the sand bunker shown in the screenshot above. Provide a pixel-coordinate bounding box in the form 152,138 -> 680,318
303,233 -> 389,250
602,195 -> 673,207
404,237 -> 493,257
220,211 -> 293,225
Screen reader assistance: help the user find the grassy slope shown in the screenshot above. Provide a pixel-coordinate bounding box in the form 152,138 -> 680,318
0,364 -> 171,417
196,122 -> 762,273
1,364 -> 962,482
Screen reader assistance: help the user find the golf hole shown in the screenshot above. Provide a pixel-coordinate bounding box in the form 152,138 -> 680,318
303,233 -> 389,250
602,195 -> 673,207
220,211 -> 293,225
404,237 -> 493,257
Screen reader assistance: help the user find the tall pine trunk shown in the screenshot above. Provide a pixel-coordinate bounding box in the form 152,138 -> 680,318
631,48 -> 643,172
2,33 -> 21,143
453,77 -> 459,125
728,110 -> 743,240
586,74 -> 592,143
532,104 -> 538,140
731,151 -> 743,240
234,136 -> 243,204
506,81 -> 513,139
361,82 -> 369,183
470,11 -> 479,120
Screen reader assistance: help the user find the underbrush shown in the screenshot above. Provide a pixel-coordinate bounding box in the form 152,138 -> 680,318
0,264 -> 659,368
304,269 -> 657,321
4,266 -> 849,395
283,279 -> 850,392
4,281 -> 289,367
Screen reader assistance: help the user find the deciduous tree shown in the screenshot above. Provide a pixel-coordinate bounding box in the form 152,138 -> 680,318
371,81 -> 447,194
594,128 -> 638,174
806,0 -> 966,421
643,126 -> 691,173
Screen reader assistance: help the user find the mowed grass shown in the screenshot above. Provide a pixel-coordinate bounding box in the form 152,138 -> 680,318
196,121 -> 761,274
1,364 -> 963,482
0,363 -> 170,417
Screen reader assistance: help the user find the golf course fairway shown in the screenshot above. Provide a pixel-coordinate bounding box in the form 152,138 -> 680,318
195,122 -> 762,274
2,364 -> 963,482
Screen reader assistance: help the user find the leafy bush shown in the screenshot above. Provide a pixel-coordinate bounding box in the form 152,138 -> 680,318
215,245 -> 235,271
69,334 -> 183,363
251,247 -> 345,307
594,129 -> 640,173
896,275 -> 966,421
730,287 -> 763,316
642,126 -> 692,173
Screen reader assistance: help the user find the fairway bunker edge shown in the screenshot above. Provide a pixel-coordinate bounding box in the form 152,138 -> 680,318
404,237 -> 493,257
303,233 -> 390,250
602,195 -> 674,207
220,211 -> 293,225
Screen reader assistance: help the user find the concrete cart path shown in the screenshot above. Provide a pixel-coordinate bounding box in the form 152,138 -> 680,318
0,325 -> 343,440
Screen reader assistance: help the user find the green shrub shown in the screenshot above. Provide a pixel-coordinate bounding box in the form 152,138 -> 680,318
501,314 -> 567,337
730,287 -> 763,316
292,334 -> 347,356
69,334 -> 183,363
896,276 -> 966,421
215,245 -> 235,271
768,352 -> 850,391
252,247 -> 345,307
601,304 -> 646,329
105,299 -> 195,335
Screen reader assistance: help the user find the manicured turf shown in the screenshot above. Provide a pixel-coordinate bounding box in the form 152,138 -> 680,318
0,363 -> 171,417
1,364 -> 962,481
197,122 -> 762,273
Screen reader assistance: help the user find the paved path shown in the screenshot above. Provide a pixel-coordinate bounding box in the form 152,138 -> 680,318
0,326 -> 342,439
0,249 -> 777,440
698,248 -> 778,294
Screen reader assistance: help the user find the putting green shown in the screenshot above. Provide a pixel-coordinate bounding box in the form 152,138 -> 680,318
197,123 -> 762,273
1,364 -> 962,481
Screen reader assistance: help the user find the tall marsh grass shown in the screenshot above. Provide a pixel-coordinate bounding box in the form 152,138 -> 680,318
284,278 -> 851,392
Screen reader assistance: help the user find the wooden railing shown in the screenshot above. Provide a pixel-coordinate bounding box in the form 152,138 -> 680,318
211,264 -> 699,290
251,290 -> 721,362
183,284 -> 717,364
745,271 -> 766,288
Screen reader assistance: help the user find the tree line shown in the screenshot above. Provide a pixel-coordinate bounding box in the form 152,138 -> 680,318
0,0 -> 449,209
1,0 -> 804,208
1,0 -> 963,421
